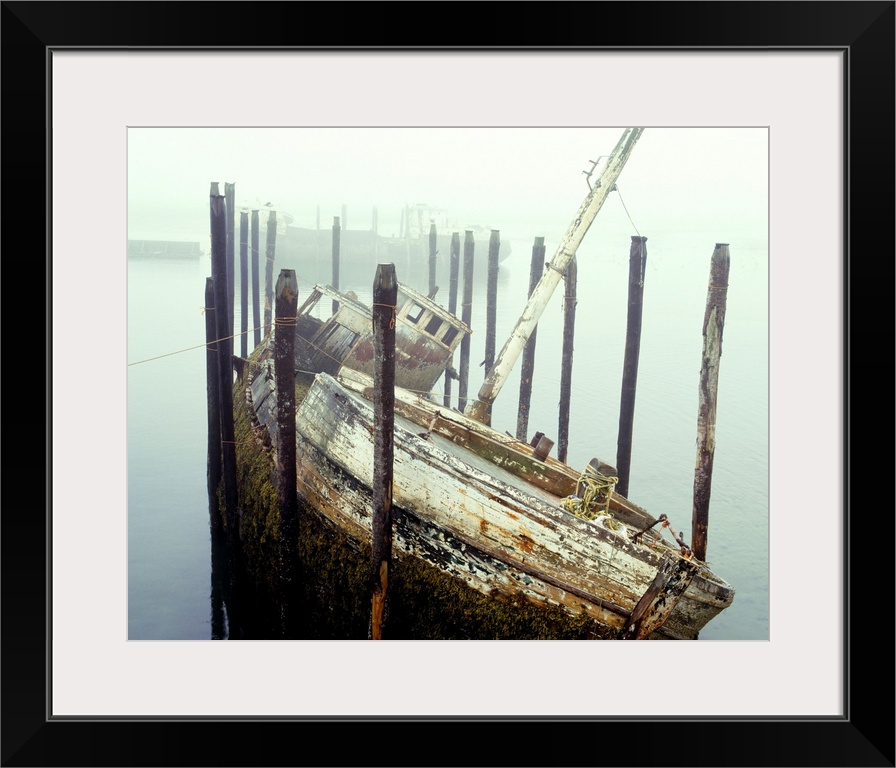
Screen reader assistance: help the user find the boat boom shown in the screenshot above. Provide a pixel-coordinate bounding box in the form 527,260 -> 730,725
464,127 -> 645,423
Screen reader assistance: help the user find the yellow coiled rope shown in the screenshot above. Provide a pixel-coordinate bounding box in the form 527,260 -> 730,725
561,466 -> 618,521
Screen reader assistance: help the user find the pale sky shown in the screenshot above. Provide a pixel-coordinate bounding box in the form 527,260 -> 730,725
127,126 -> 768,250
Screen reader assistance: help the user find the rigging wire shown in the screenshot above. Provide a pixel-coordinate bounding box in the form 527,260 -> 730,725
614,184 -> 641,238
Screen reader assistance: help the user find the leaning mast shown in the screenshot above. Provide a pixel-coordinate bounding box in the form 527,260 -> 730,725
464,127 -> 645,423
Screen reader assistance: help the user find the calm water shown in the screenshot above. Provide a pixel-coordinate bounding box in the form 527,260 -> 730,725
127,223 -> 769,641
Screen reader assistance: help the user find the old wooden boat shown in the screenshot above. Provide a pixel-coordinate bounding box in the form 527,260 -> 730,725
245,357 -> 734,639
232,128 -> 736,639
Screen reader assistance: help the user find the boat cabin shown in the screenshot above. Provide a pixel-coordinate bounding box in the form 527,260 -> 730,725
294,282 -> 471,394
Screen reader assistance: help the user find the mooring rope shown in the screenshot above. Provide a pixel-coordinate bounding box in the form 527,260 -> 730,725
130,287 -> 457,403
370,302 -> 397,328
129,266 -> 369,368
127,324 -> 267,366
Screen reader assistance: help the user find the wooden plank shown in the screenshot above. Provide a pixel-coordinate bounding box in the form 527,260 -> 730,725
618,551 -> 701,639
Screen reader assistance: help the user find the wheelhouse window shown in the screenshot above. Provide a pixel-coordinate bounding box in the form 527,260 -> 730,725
405,302 -> 425,324
442,326 -> 459,345
425,315 -> 443,336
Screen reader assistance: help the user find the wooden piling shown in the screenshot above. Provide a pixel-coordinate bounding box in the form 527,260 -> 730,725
205,277 -> 222,530
251,210 -> 261,350
483,230 -> 501,426
239,211 -> 249,359
264,210 -> 277,338
516,236 -> 545,441
210,194 -> 239,536
208,182 -> 219,272
332,216 -> 341,315
209,522 -> 227,639
371,263 -> 397,640
209,182 -> 220,245
616,236 -> 648,497
558,255 -> 578,463
457,231 -> 475,412
274,269 -> 299,548
691,243 -> 730,562
428,222 -> 438,298
225,183 -> 236,342
443,232 -> 461,408
448,232 -> 461,313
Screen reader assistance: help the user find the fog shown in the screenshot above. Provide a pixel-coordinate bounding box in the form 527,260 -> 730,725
127,126 -> 768,251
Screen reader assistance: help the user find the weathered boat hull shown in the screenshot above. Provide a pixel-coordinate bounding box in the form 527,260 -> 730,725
248,362 -> 734,639
233,129 -> 737,639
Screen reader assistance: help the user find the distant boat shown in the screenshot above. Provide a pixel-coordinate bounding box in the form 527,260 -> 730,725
278,203 -> 511,285
396,202 -> 512,266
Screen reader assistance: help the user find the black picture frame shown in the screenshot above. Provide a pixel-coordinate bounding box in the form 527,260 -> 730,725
4,2 -> 893,766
